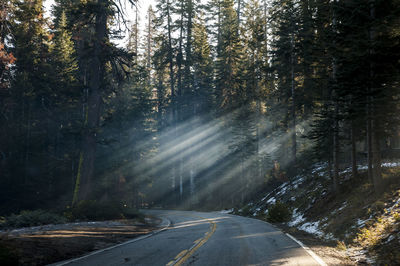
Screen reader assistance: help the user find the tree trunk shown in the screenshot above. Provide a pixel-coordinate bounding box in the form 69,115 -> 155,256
372,120 -> 383,193
290,33 -> 296,165
237,0 -> 241,31
350,120 -> 358,178
166,0 -> 174,98
331,0 -> 339,192
332,112 -> 339,192
367,107 -> 373,182
368,0 -> 382,194
73,0 -> 106,204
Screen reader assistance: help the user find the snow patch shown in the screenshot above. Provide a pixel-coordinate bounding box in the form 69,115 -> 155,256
266,197 -> 276,204
382,162 -> 400,168
386,235 -> 395,243
298,221 -> 324,237
338,201 -> 347,212
261,192 -> 272,202
252,207 -> 261,216
276,183 -> 289,196
356,218 -> 367,228
288,208 -> 305,227
220,208 -> 234,214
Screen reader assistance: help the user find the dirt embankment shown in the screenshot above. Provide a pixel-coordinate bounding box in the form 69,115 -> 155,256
0,217 -> 161,266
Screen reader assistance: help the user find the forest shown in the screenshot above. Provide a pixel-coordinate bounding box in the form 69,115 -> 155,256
1,0 -> 400,215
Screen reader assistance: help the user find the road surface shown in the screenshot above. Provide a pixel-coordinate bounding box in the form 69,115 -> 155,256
53,210 -> 324,266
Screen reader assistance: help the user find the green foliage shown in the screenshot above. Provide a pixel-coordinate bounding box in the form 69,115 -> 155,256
266,201 -> 292,223
0,210 -> 67,229
67,200 -> 141,221
238,204 -> 254,217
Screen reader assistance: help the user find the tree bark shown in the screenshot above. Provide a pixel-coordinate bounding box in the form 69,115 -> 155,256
290,33 -> 296,165
350,120 -> 358,178
331,0 -> 339,192
73,0 -> 106,204
368,0 -> 382,194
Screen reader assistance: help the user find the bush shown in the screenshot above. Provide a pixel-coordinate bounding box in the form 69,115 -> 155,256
67,200 -> 141,221
238,204 -> 254,217
266,201 -> 292,223
0,210 -> 67,229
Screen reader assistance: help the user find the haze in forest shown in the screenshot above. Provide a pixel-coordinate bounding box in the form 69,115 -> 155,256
1,0 -> 400,264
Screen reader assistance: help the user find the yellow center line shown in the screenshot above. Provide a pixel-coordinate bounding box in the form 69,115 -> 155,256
166,215 -> 217,266
174,250 -> 188,260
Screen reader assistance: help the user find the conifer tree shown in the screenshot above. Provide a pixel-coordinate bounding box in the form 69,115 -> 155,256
192,13 -> 213,113
52,11 -> 78,92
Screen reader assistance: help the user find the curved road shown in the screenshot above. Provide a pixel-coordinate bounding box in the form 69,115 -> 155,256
53,210 -> 324,266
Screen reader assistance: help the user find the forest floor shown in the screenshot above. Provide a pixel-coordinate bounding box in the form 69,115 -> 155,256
0,217 -> 161,266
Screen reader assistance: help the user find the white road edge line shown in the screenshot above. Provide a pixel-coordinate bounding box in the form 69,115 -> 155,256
285,233 -> 328,266
51,217 -> 171,266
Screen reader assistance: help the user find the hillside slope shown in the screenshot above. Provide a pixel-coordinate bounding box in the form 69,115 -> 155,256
235,162 -> 400,265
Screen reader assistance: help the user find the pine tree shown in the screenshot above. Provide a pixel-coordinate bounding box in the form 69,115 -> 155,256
52,11 -> 78,92
216,0 -> 244,112
192,13 -> 213,113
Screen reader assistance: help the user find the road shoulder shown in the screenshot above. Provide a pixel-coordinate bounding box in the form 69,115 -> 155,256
0,216 -> 167,266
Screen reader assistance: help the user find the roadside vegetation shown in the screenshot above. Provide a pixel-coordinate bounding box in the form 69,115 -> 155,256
0,201 -> 146,265
0,201 -> 143,230
235,162 -> 400,264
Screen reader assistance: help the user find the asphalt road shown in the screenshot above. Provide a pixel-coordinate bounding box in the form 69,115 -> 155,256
53,210 -> 324,266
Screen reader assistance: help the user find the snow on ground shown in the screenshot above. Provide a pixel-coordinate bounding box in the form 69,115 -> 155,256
341,161 -> 400,175
381,162 -> 400,168
288,208 -> 305,227
338,201 -> 347,212
331,201 -> 347,215
356,218 -> 367,228
220,208 -> 234,214
311,163 -> 327,174
261,192 -> 272,202
276,183 -> 289,196
389,197 -> 400,211
266,197 -> 276,204
252,207 -> 261,216
298,221 -> 324,238
292,176 -> 304,186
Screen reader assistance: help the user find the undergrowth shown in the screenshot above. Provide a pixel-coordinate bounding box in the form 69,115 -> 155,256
0,201 -> 143,230
0,210 -> 67,229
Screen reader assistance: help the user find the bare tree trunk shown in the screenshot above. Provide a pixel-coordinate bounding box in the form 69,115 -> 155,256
368,0 -> 382,194
367,107 -> 373,182
351,120 -> 358,178
146,8 -> 152,86
73,0 -> 106,204
24,102 -> 31,184
290,33 -> 296,165
372,120 -> 383,193
332,110 -> 339,192
331,0 -> 339,192
166,0 -> 174,97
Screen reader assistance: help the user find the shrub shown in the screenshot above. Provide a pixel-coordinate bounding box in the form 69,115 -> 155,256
0,210 -> 67,229
266,201 -> 292,223
238,205 -> 254,217
68,200 -> 141,221
336,241 -> 347,251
